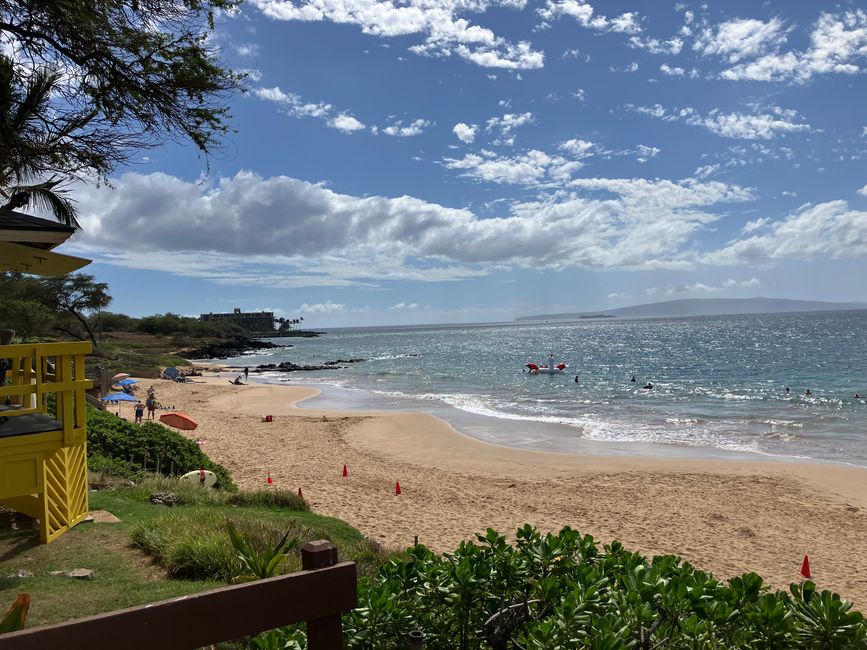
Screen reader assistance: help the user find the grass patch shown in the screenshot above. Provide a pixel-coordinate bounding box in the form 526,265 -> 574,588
0,480 -> 397,629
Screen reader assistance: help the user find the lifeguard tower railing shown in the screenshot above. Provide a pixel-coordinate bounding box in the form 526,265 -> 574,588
0,341 -> 92,542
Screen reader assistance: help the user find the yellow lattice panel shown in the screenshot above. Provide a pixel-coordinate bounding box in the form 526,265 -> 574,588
41,444 -> 89,543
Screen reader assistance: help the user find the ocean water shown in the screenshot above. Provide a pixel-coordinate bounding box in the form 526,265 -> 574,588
219,311 -> 867,467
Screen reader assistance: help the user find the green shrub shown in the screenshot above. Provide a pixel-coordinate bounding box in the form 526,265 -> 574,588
343,525 -> 867,649
86,407 -> 236,490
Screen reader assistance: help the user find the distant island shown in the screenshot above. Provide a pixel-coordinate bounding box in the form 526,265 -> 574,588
516,297 -> 867,321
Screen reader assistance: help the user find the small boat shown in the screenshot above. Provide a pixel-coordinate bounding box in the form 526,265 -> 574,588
526,362 -> 567,375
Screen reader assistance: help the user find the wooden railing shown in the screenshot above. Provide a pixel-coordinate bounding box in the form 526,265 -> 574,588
0,341 -> 93,543
0,341 -> 92,445
0,540 -> 357,650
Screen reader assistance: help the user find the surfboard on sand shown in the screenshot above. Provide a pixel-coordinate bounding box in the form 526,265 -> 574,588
180,469 -> 218,488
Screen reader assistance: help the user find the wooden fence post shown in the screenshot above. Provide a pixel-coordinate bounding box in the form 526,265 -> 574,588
302,540 -> 343,649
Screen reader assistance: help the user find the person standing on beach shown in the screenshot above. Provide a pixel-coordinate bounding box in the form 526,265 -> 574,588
244,366 -> 249,381
146,395 -> 157,419
134,400 -> 144,424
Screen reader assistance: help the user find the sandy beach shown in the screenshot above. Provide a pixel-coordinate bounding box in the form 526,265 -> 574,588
142,375 -> 867,605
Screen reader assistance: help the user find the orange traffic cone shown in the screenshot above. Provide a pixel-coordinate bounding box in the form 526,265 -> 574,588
395,481 -> 401,495
800,555 -> 812,579
342,464 -> 348,477
266,472 -> 273,485
297,487 -> 303,499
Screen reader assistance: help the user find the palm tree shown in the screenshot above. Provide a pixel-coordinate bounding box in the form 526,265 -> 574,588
0,55 -> 81,229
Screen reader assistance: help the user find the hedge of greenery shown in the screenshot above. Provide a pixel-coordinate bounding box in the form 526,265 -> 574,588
337,525 -> 865,649
86,407 -> 236,490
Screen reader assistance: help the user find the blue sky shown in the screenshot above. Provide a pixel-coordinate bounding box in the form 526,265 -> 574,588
65,0 -> 867,327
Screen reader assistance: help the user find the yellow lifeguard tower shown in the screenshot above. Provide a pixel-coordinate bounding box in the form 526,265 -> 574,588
0,208 -> 94,542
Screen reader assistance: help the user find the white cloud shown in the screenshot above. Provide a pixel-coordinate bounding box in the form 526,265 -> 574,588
253,86 -> 366,133
453,122 -> 477,143
741,217 -> 770,234
249,0 -> 544,70
442,149 -> 582,184
558,139 -> 595,158
706,200 -> 867,264
572,88 -> 586,102
630,36 -> 684,55
300,301 -> 346,314
694,17 -> 788,63
382,118 -> 431,137
389,302 -> 420,310
694,164 -> 720,179
858,184 -> 867,197
660,63 -> 685,76
538,1 -> 641,34
67,171 -> 758,286
635,144 -> 660,162
485,112 -> 534,136
718,11 -> 867,83
329,113 -> 366,132
628,103 -> 811,140
235,43 -> 259,57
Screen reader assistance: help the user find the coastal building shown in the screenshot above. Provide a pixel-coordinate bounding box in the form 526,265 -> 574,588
200,307 -> 275,332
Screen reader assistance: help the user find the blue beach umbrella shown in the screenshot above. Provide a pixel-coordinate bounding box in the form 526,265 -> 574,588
116,378 -> 139,386
101,393 -> 137,402
101,392 -> 137,418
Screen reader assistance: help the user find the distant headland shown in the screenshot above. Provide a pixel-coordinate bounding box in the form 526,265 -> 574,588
516,297 -> 867,322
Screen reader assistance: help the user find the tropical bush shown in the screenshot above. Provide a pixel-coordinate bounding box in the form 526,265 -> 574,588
337,525 -> 866,649
86,407 -> 235,490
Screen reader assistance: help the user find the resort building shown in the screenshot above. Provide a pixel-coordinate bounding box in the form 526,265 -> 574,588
200,308 -> 275,332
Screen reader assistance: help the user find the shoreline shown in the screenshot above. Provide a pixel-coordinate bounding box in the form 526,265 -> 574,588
145,375 -> 867,605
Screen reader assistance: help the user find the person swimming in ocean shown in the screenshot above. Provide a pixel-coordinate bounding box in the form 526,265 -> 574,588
643,382 -> 653,390
630,376 -> 636,382
805,389 -> 812,396
574,375 -> 579,383
855,393 -> 862,399
785,386 -> 790,394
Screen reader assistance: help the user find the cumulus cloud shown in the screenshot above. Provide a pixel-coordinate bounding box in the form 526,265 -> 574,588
485,112 -> 533,136
630,36 -> 683,55
538,1 -> 641,34
635,144 -> 660,162
253,86 -> 366,132
858,184 -> 867,197
694,17 -> 789,63
627,103 -> 811,140
660,63 -> 685,76
705,200 -> 867,264
67,171 -> 759,287
249,0 -> 544,69
558,139 -> 595,158
382,118 -> 431,137
300,301 -> 345,313
717,11 -> 867,83
442,149 -> 583,184
329,113 -> 366,132
453,122 -> 477,143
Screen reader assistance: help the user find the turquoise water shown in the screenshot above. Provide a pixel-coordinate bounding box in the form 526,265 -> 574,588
222,311 -> 867,466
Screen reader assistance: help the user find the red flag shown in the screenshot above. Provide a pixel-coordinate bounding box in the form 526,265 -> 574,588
342,464 -> 348,477
395,481 -> 402,495
800,555 -> 812,579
